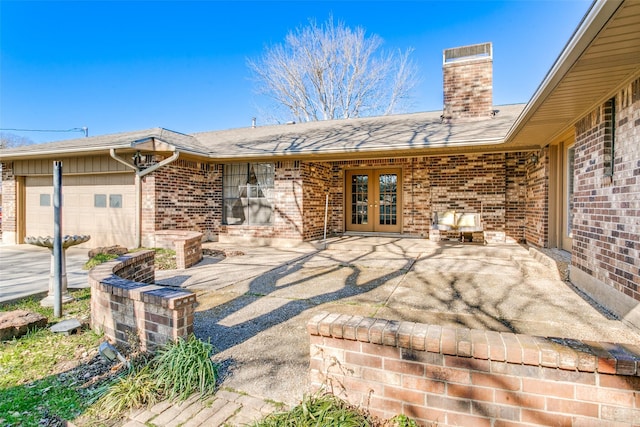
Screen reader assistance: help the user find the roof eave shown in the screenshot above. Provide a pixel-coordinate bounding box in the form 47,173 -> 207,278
504,0 -> 624,145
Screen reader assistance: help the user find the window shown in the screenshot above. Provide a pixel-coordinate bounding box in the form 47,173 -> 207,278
223,163 -> 274,225
109,194 -> 123,208
94,194 -> 107,208
39,194 -> 51,207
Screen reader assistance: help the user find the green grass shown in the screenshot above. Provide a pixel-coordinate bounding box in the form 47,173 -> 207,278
0,376 -> 88,426
0,289 -> 105,426
83,253 -> 119,270
84,247 -> 178,271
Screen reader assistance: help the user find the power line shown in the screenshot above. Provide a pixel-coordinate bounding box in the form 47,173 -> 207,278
0,127 -> 88,137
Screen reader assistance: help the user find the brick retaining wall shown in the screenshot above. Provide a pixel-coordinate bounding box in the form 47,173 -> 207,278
308,312 -> 640,426
89,250 -> 196,351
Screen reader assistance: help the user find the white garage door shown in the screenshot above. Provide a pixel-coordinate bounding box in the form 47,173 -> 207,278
25,173 -> 136,248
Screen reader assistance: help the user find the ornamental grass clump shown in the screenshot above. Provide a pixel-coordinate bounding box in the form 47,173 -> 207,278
92,365 -> 159,418
91,334 -> 218,420
152,334 -> 218,401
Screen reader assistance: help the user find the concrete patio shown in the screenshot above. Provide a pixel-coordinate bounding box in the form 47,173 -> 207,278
163,236 -> 640,408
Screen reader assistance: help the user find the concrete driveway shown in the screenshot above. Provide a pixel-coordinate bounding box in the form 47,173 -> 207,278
0,244 -> 90,304
170,236 -> 640,406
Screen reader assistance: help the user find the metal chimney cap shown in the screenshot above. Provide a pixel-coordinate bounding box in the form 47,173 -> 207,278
443,42 -> 492,64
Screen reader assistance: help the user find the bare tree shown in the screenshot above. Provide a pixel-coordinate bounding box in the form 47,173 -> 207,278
248,17 -> 418,123
0,132 -> 34,149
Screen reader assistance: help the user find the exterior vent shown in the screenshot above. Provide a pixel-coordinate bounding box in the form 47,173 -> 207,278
443,42 -> 492,64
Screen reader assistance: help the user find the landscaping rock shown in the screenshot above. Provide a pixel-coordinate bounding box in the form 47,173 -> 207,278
0,310 -> 48,340
88,245 -> 128,258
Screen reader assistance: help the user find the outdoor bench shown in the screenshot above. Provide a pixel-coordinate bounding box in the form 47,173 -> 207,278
430,210 -> 484,242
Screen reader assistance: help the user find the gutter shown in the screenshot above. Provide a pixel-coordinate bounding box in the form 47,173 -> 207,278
109,148 -> 180,248
504,0 -> 624,145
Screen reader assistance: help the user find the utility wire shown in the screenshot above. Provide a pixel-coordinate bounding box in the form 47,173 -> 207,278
0,127 -> 88,137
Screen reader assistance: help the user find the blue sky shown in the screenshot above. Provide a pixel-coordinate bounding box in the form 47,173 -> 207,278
1,0 -> 592,144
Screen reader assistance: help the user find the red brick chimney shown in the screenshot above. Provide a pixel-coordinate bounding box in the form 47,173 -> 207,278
442,42 -> 493,120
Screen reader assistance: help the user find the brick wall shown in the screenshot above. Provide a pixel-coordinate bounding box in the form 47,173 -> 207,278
525,148 -> 549,248
429,154 -> 507,242
0,162 -> 17,241
301,162 -> 333,240
141,158 -> 220,246
301,155 -> 529,243
308,312 -> 640,426
89,250 -> 196,351
506,152 -> 527,242
572,76 -> 640,304
403,158 -> 432,237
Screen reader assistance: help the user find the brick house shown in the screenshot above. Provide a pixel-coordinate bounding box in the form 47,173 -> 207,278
1,0 -> 639,328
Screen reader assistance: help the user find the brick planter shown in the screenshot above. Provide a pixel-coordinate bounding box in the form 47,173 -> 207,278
89,250 -> 196,351
151,230 -> 203,269
308,312 -> 640,426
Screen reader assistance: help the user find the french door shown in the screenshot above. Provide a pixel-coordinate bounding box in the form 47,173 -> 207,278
345,169 -> 401,233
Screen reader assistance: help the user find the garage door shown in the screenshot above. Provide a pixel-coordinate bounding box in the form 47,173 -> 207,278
25,173 -> 136,248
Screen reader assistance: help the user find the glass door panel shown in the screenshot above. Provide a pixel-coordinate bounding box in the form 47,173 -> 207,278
350,174 -> 369,225
377,173 -> 398,230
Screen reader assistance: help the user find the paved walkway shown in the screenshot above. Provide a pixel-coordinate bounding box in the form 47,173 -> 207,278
121,389 -> 281,427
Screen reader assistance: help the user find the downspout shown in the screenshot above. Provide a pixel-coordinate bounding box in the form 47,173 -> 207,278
109,149 -> 180,248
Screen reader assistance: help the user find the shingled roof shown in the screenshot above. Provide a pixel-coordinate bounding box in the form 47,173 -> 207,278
0,104 -> 526,162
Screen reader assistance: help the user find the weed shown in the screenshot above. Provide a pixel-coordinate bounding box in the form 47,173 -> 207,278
390,414 -> 420,427
250,393 -> 373,427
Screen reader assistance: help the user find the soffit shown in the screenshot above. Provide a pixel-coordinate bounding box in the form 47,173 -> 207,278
506,0 -> 640,147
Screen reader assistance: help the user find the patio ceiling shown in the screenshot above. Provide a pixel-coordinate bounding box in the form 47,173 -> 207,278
505,0 -> 640,148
